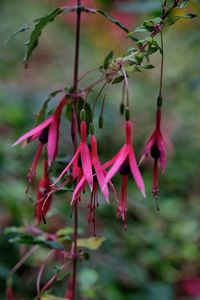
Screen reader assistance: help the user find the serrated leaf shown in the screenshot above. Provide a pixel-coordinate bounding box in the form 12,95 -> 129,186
77,237 -> 106,250
23,7 -> 75,66
97,9 -> 138,42
103,51 -> 113,70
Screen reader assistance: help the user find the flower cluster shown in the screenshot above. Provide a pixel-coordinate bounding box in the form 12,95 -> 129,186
13,97 -> 166,230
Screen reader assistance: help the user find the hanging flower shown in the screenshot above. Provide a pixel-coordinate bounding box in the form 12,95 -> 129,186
103,120 -> 146,226
69,133 -> 114,235
65,277 -> 74,300
6,287 -> 13,300
52,120 -> 93,190
12,96 -> 67,184
139,108 -> 166,198
36,159 -> 52,224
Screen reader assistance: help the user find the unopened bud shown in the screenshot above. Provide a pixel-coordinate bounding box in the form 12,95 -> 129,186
80,109 -> 86,121
157,96 -> 163,108
89,123 -> 95,134
125,107 -> 130,121
120,103 -> 125,115
98,115 -> 104,129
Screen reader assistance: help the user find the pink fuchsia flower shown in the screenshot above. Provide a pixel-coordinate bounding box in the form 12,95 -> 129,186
65,277 -> 73,300
139,108 -> 166,198
72,134 -> 109,202
103,120 -> 146,226
6,287 -> 13,300
12,96 -> 67,184
52,120 -> 93,190
36,159 -> 52,224
70,133 -> 112,235
180,278 -> 200,296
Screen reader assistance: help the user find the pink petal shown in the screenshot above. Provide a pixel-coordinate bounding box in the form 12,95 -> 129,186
12,116 -> 53,147
72,156 -> 80,180
129,147 -> 146,197
72,176 -> 86,204
105,145 -> 129,184
157,132 -> 167,173
139,131 -> 156,166
80,144 -> 93,190
52,149 -> 80,186
103,151 -> 121,169
47,118 -> 59,166
93,157 -> 109,203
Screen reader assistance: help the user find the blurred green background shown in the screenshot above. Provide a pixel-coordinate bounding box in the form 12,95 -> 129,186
0,0 -> 200,299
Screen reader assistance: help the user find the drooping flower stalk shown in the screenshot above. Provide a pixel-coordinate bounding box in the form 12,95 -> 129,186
139,108 -> 166,200
139,22 -> 167,202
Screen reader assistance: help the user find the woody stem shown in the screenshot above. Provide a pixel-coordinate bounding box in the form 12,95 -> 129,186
72,0 -> 81,299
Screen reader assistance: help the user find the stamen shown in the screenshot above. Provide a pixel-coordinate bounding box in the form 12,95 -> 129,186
39,127 -> 49,144
119,158 -> 130,175
150,143 -> 160,159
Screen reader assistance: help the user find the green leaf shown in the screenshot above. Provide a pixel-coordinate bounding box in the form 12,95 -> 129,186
4,226 -> 25,235
97,9 -> 138,42
103,51 -> 113,70
132,17 -> 162,34
41,295 -> 69,300
139,64 -> 155,69
5,227 -> 64,250
183,13 -> 197,19
56,227 -> 74,241
164,13 -> 197,26
111,75 -> 124,84
35,90 -> 63,124
77,237 -> 106,250
24,7 -> 73,66
125,65 -> 141,75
